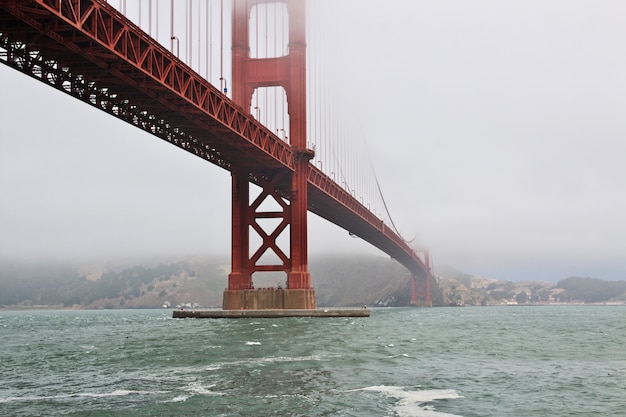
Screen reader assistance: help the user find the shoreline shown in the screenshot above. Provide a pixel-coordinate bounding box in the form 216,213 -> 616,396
1,302 -> 624,312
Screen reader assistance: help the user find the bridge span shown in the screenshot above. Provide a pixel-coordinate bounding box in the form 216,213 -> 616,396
0,0 -> 431,308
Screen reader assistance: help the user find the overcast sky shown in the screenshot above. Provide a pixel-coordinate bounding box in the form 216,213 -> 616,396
1,0 -> 625,281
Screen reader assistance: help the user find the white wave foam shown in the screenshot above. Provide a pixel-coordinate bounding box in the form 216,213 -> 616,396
360,385 -> 463,417
77,390 -> 138,398
387,353 -> 411,359
184,382 -> 224,397
257,354 -> 324,364
0,389 -> 155,403
193,353 -> 326,372
165,395 -> 188,403
79,344 -> 97,351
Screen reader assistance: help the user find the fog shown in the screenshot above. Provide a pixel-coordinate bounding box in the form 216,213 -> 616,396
1,0 -> 625,281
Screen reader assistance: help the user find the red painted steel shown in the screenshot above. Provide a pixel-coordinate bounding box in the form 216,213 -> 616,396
411,252 -> 432,306
411,275 -> 432,307
230,0 -> 311,290
0,0 -> 430,296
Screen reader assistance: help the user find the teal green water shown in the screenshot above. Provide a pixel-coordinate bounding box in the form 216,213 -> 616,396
1,306 -> 624,416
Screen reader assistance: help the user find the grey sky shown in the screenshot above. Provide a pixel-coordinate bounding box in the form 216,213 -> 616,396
1,0 -> 625,281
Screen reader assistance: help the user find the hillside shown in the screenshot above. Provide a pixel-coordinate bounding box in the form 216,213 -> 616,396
432,266 -> 626,306
0,255 -> 411,309
0,256 -> 624,309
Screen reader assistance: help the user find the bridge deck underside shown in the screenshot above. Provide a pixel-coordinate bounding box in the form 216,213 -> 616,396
0,0 -> 428,278
0,1 -> 284,174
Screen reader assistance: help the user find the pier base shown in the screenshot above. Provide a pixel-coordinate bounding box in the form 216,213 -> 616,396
410,300 -> 433,307
222,288 -> 316,310
172,289 -> 369,318
173,308 -> 370,318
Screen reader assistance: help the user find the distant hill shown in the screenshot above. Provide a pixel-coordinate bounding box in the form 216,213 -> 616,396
556,277 -> 626,303
0,256 -> 624,309
431,267 -> 625,306
0,255 -> 412,309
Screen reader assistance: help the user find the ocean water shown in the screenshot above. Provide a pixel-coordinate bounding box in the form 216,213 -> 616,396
0,306 -> 624,417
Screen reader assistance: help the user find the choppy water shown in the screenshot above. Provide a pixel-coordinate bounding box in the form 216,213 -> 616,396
0,306 -> 624,416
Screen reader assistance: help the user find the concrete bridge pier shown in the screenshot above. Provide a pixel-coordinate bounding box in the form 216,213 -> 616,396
222,288 -> 316,310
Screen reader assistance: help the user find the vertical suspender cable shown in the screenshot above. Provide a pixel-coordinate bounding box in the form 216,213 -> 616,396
254,3 -> 259,120
346,104 -> 350,193
155,0 -> 158,45
345,106 -> 349,191
272,3 -> 274,137
170,0 -> 173,54
282,3 -> 286,142
264,5 -> 268,134
352,113 -> 355,196
348,110 -> 351,191
316,10 -> 321,168
220,0 -> 224,93
306,2 -> 312,155
188,0 -> 191,65
307,4 -> 312,154
317,4 -> 324,171
206,0 -> 210,82
325,43 -> 332,177
333,78 -> 337,179
198,0 -> 201,73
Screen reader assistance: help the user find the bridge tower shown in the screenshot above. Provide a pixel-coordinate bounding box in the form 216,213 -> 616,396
411,251 -> 433,307
223,0 -> 315,309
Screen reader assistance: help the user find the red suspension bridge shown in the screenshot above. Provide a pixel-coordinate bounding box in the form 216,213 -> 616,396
0,0 -> 432,309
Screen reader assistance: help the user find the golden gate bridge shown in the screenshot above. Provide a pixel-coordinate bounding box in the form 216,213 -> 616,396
0,0 -> 432,309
